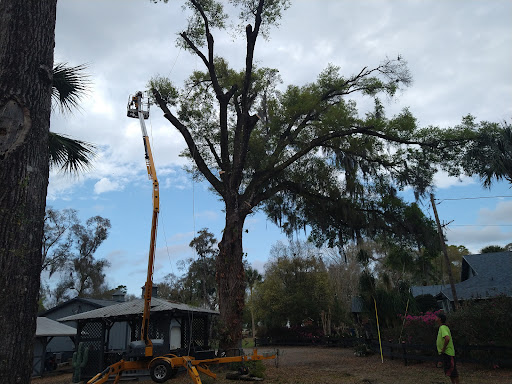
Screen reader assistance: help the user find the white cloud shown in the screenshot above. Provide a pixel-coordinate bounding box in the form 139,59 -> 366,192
250,259 -> 266,275
433,171 -> 476,189
478,201 -> 512,225
155,243 -> 191,269
94,177 -> 123,194
105,249 -> 127,264
195,210 -> 220,222
161,170 -> 191,190
445,200 -> 512,253
446,225 -> 512,254
82,81 -> 115,120
169,231 -> 195,243
47,172 -> 86,201
152,241 -> 196,282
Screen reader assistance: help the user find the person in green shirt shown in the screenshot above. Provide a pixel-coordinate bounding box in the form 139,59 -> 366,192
436,313 -> 460,384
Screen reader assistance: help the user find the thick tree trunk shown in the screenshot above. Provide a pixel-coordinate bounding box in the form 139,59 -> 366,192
216,203 -> 246,352
0,1 -> 56,382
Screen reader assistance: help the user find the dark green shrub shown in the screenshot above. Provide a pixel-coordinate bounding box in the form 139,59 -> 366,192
353,341 -> 374,357
228,361 -> 266,378
448,296 -> 512,347
415,294 -> 438,313
263,325 -> 324,343
383,296 -> 512,347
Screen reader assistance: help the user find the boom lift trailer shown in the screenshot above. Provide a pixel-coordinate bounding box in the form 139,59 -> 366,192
87,92 -> 276,384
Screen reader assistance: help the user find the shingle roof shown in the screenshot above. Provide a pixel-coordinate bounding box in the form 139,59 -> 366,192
441,251 -> 512,301
462,251 -> 511,281
351,297 -> 364,313
39,296 -> 119,316
81,298 -> 120,307
36,317 -> 77,337
411,284 -> 448,297
57,297 -> 218,322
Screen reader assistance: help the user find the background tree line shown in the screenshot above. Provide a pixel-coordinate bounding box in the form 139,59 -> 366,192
40,204 -> 512,343
40,207 -> 118,310
249,239 -> 512,339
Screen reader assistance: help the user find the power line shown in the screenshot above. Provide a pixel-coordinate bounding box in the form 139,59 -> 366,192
437,195 -> 512,204
447,224 -> 512,227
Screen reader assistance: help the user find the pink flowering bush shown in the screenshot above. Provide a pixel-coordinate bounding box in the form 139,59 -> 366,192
397,310 -> 441,345
382,310 -> 441,346
399,310 -> 441,327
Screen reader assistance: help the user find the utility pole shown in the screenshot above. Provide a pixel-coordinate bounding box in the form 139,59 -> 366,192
430,194 -> 459,310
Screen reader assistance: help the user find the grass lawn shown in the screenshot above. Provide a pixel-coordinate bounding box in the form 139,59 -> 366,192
32,346 -> 512,384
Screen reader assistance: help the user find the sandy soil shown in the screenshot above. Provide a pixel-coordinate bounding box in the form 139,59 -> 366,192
31,346 -> 512,384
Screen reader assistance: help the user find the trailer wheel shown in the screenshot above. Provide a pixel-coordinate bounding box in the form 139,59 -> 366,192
239,366 -> 249,375
150,360 -> 177,383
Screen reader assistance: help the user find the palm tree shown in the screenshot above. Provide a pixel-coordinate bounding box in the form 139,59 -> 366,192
40,64 -> 96,312
50,63 -> 96,173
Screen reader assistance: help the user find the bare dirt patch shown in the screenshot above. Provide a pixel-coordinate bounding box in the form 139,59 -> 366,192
31,346 -> 511,384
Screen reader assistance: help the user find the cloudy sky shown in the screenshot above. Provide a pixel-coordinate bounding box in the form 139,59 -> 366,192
48,0 -> 512,296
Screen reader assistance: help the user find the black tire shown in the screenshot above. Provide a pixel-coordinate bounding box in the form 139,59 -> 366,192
239,366 -> 249,375
149,360 -> 177,383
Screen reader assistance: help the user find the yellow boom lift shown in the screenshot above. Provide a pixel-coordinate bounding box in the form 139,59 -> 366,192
87,92 -> 275,384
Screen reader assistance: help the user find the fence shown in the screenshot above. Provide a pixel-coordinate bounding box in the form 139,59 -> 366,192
255,337 -> 512,368
374,340 -> 512,367
255,336 -> 363,348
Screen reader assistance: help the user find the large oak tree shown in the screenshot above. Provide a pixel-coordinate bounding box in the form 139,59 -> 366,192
150,0 -> 499,350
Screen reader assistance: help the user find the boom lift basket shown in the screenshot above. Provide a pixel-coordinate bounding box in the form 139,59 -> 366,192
127,93 -> 150,119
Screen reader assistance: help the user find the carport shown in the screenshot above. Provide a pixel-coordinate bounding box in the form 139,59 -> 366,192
33,317 -> 77,377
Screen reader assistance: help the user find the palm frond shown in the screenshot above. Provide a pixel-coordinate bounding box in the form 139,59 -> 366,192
52,63 -> 91,114
49,132 -> 96,174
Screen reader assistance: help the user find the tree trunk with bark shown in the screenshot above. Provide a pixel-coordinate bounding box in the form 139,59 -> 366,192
0,1 -> 57,382
216,203 -> 246,352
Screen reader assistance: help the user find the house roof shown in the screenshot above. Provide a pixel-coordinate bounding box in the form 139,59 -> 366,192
461,251 -> 511,281
441,251 -> 512,301
58,297 -> 219,322
36,317 -> 77,337
351,297 -> 364,313
39,296 -> 120,316
411,284 -> 448,297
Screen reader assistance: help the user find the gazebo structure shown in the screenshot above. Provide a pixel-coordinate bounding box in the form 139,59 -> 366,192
58,297 -> 218,380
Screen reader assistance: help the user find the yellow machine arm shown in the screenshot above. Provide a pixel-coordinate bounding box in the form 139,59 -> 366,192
127,91 -> 159,357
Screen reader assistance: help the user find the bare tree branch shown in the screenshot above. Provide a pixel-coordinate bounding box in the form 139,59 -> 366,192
152,88 -> 224,195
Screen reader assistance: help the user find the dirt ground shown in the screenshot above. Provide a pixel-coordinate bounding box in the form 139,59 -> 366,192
32,346 -> 512,384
